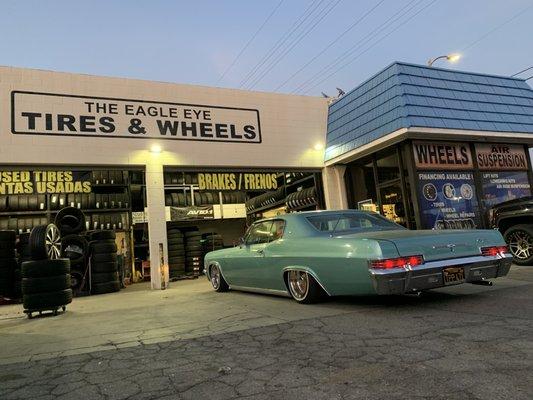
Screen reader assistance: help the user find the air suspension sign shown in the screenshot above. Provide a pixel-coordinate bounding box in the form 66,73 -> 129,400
11,91 -> 261,144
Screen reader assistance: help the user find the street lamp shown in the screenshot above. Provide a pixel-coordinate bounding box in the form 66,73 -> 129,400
427,53 -> 461,67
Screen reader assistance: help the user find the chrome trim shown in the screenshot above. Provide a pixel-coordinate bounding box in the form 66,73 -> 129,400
282,267 -> 332,296
229,285 -> 291,298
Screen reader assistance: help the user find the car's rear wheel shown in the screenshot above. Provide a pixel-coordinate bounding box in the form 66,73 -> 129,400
209,264 -> 229,292
504,224 -> 533,265
287,270 -> 322,303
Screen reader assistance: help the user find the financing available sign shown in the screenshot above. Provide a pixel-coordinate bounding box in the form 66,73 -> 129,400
11,91 -> 261,144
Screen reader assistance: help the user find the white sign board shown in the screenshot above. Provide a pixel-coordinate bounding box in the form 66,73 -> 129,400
11,91 -> 261,144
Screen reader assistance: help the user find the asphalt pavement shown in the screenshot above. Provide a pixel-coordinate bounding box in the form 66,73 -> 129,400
0,266 -> 532,400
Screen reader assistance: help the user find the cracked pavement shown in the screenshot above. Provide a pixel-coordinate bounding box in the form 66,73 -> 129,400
0,266 -> 532,399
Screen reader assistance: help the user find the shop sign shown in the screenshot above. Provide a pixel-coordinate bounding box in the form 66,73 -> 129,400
413,141 -> 473,170
417,171 -> 480,229
475,144 -> 528,170
170,205 -> 214,220
11,91 -> 261,144
0,170 -> 91,195
481,171 -> 531,208
198,172 -> 278,191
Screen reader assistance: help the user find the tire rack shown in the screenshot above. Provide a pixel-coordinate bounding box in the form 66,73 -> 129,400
0,168 -> 141,288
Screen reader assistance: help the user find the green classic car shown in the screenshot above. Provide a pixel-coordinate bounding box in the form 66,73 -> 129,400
204,210 -> 513,303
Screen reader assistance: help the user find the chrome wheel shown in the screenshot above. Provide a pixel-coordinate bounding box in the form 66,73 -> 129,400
45,224 -> 62,260
507,230 -> 533,260
210,265 -> 221,290
288,270 -> 309,300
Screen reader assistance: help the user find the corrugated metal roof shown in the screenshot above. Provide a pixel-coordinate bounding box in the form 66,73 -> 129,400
325,62 -> 533,161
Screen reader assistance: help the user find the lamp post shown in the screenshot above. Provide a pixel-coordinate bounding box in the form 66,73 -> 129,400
427,53 -> 461,67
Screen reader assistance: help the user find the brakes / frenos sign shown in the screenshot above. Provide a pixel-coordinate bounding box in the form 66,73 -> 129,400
11,91 -> 261,144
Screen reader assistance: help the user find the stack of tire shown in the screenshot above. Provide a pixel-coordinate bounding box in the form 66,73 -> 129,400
89,230 -> 120,294
21,224 -> 72,316
286,187 -> 317,210
245,188 -> 283,212
0,230 -> 18,299
56,207 -> 88,293
167,228 -> 186,279
202,233 -> 224,256
185,231 -> 203,276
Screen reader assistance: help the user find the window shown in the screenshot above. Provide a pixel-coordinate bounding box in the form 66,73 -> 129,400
245,221 -> 273,245
269,220 -> 286,241
306,212 -> 403,233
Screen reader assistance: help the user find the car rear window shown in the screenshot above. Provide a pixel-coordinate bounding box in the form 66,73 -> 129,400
306,213 -> 402,233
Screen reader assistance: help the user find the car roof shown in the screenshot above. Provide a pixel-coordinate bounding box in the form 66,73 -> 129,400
254,209 -> 371,223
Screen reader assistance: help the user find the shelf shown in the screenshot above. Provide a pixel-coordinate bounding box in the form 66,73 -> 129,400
247,199 -> 286,215
0,210 -> 49,216
164,185 -> 199,190
91,183 -> 129,188
285,175 -> 314,189
50,208 -> 131,214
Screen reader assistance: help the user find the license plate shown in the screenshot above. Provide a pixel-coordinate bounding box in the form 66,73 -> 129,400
443,267 -> 465,285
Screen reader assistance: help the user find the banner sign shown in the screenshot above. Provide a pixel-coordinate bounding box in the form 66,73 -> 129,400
481,171 -> 531,208
11,91 -> 261,144
413,141 -> 473,170
170,205 -> 214,220
197,172 -> 278,191
417,171 -> 480,229
0,170 -> 91,195
475,144 -> 528,170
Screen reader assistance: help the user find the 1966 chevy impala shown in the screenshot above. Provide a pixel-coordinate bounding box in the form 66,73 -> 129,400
204,211 -> 513,303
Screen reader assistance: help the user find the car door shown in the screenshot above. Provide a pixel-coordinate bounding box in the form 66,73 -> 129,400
224,220 -> 273,287
259,219 -> 288,291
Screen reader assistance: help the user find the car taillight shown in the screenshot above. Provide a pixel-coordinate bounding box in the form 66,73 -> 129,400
481,245 -> 509,257
370,255 -> 424,270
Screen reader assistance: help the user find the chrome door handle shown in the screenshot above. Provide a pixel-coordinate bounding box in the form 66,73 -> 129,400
256,249 -> 264,255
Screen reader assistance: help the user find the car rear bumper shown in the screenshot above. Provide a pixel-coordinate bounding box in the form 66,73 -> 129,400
369,254 -> 513,295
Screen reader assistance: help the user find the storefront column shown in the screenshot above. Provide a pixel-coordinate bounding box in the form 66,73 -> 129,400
145,160 -> 168,290
322,165 -> 348,210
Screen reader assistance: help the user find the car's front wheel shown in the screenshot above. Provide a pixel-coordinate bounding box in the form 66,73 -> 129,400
209,264 -> 229,292
504,224 -> 533,265
286,270 -> 322,303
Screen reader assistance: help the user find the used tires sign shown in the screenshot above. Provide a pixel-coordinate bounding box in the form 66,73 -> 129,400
11,91 -> 261,144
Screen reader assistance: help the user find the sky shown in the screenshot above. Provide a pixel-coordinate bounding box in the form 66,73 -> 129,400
0,0 -> 532,96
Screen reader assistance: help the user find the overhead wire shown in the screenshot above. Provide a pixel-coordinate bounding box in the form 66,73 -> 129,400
216,0 -> 285,85
511,65 -> 533,77
291,0 -> 422,94
273,0 -> 386,92
246,0 -> 343,90
238,0 -> 324,89
301,0 -> 438,94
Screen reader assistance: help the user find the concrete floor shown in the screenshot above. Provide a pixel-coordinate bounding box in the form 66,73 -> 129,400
0,266 -> 532,399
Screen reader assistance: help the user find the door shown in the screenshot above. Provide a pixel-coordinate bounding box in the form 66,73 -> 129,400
261,219 -> 289,291
224,220 -> 273,287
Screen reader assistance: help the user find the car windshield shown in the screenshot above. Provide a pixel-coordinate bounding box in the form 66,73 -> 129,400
306,212 -> 404,233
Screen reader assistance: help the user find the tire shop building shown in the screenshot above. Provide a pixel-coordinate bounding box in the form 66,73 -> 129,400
0,66 -> 328,295
322,62 -> 533,241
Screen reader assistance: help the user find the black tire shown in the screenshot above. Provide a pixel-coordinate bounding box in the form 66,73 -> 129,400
91,253 -> 117,263
91,242 -> 117,254
70,271 -> 84,291
28,195 -> 38,210
21,259 -> 71,279
92,272 -> 119,284
61,234 -> 88,264
23,289 -> 72,310
91,261 -> 118,273
55,207 -> 86,235
0,196 -> 7,211
171,193 -> 179,207
168,249 -> 185,257
0,230 -> 16,242
187,244 -> 203,251
0,248 -> 16,258
168,239 -> 184,247
209,264 -> 228,292
22,274 -> 71,294
90,230 -> 116,241
286,271 -> 323,304
504,224 -> 533,266
30,224 -> 62,260
92,280 -> 120,294
0,240 -> 15,249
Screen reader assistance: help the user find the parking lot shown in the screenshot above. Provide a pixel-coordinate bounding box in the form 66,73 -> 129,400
0,266 -> 532,399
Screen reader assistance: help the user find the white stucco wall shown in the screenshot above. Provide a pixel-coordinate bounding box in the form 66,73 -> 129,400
0,66 -> 328,288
